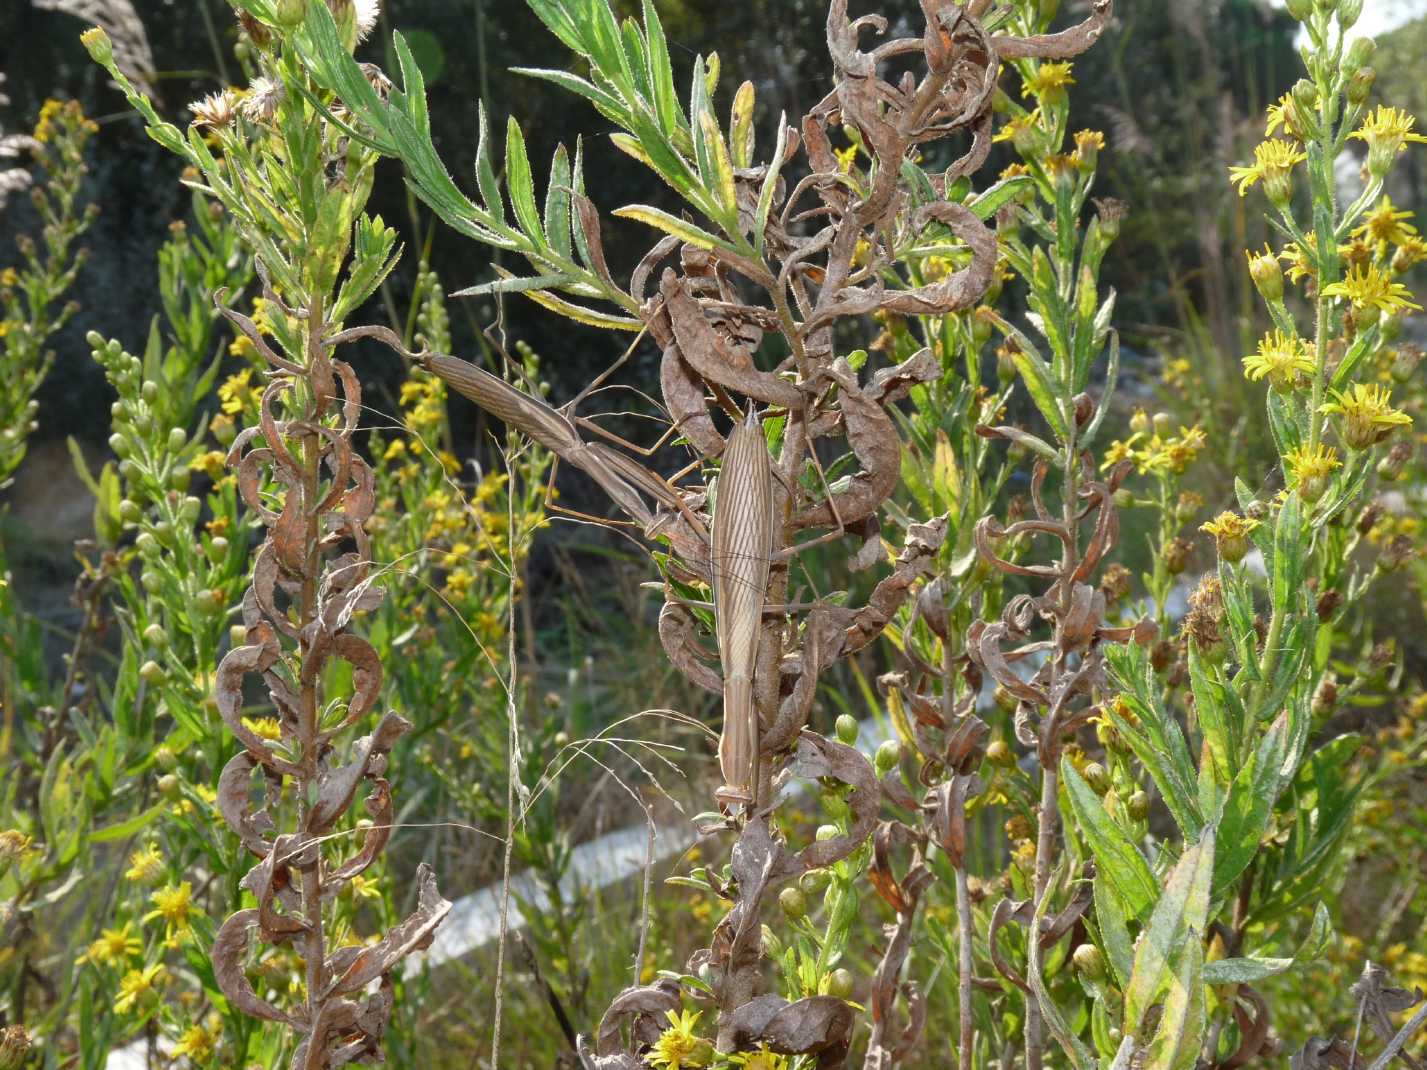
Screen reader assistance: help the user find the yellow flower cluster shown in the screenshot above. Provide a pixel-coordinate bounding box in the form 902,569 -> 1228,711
1103,423 -> 1206,477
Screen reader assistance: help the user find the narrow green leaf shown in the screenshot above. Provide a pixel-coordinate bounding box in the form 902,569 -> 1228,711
754,114 -> 789,255
545,144 -> 573,259
730,80 -> 756,168
968,175 -> 1034,219
505,116 -> 544,246
642,0 -> 683,135
613,204 -> 731,252
1123,830 -> 1215,1036
1214,712 -> 1288,898
1189,643 -> 1235,786
1063,759 -> 1160,918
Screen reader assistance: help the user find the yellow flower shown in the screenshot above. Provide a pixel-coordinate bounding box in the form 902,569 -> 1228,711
345,873 -> 382,900
1285,443 -> 1340,501
217,369 -> 258,415
1200,512 -> 1259,563
242,716 -> 282,741
1024,62 -> 1074,103
1394,237 -> 1427,274
33,99 -> 63,143
730,1046 -> 789,1070
1319,383 -> 1412,450
647,1009 -> 711,1070
0,267 -> 17,287
1228,139 -> 1306,198
1353,195 -> 1418,253
171,1021 -> 221,1062
124,843 -> 164,884
1278,241 -> 1316,284
382,438 -> 407,461
1242,330 -> 1315,390
834,144 -> 858,173
189,450 -> 228,480
1101,434 -> 1142,470
1350,105 -> 1427,175
1321,263 -> 1422,318
994,109 -> 1042,146
81,923 -> 141,967
1264,91 -> 1305,140
114,963 -> 167,1015
444,569 -> 475,598
144,881 -> 195,941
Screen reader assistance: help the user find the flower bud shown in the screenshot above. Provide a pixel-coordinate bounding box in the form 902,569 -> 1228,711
274,0 -> 307,27
800,868 -> 830,895
136,532 -> 160,557
1247,249 -> 1284,304
206,535 -> 230,563
196,589 -> 221,614
155,745 -> 179,771
1285,0 -> 1312,16
153,520 -> 174,547
1338,0 -> 1363,28
835,714 -> 860,746
157,773 -> 182,800
1347,67 -> 1376,107
140,659 -> 165,684
143,623 -> 167,647
827,968 -> 855,999
986,740 -> 1016,768
993,684 -> 1018,714
1081,761 -> 1111,795
119,499 -> 143,524
212,414 -> 237,447
1163,537 -> 1192,576
141,380 -> 159,403
1380,534 -> 1415,573
1127,790 -> 1150,821
167,428 -> 187,453
108,433 -> 130,459
80,27 -> 115,67
779,886 -> 808,920
874,739 -> 902,776
1072,943 -> 1107,982
1391,344 -> 1423,383
140,570 -> 162,594
1344,35 -> 1375,76
1378,442 -> 1413,481
230,624 -> 248,646
815,824 -> 840,843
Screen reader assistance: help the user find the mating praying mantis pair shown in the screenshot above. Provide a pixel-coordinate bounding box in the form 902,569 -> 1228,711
350,323 -> 845,812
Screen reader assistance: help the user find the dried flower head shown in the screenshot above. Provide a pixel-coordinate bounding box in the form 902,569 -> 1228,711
1243,329 -> 1315,389
240,76 -> 285,123
189,89 -> 240,129
1319,383 -> 1412,450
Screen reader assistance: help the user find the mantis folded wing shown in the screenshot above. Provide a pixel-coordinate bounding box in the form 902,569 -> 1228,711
711,408 -> 775,807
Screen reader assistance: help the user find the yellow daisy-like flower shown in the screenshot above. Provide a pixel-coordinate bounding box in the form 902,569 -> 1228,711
124,843 -> 164,884
1350,105 -> 1427,174
1200,512 -> 1260,563
1278,241 -> 1316,284
1319,383 -> 1412,450
647,1009 -> 712,1070
994,109 -> 1042,147
1101,434 -> 1142,470
1285,443 -> 1341,501
144,881 -> 195,941
1264,91 -> 1307,140
1321,262 -> 1423,318
1242,330 -> 1316,390
1229,139 -> 1306,197
1394,236 -> 1427,274
834,144 -> 858,173
114,963 -> 167,1016
241,716 -> 282,741
217,369 -> 259,416
81,922 -> 142,967
1024,62 -> 1075,103
1353,195 -> 1418,254
730,1046 -> 790,1070
188,450 -> 228,480
171,1021 -> 221,1061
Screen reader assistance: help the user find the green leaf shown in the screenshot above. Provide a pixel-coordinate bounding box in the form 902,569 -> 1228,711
754,114 -> 789,255
91,801 -> 168,843
699,111 -> 738,225
730,80 -> 756,168
545,144 -> 573,259
968,175 -> 1034,219
1063,758 -> 1160,918
505,116 -> 544,246
642,0 -> 683,136
1188,643 -> 1236,786
1095,878 -> 1135,987
1213,711 -> 1288,899
1272,492 -> 1305,617
613,204 -> 732,252
1123,831 -> 1215,1045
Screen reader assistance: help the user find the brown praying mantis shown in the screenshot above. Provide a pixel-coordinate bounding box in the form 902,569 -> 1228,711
333,323 -> 843,811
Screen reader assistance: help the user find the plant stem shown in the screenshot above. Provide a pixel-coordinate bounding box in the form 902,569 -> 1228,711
955,863 -> 975,1069
1024,764 -> 1058,1070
